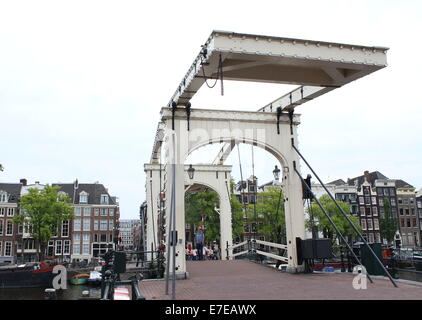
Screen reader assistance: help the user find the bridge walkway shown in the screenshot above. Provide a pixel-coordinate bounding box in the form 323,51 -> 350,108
138,259 -> 422,300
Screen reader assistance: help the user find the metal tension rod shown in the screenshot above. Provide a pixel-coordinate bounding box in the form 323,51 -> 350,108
292,141 -> 398,288
293,165 -> 374,284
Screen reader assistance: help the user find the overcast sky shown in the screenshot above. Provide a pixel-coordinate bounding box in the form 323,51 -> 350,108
1,1 -> 421,219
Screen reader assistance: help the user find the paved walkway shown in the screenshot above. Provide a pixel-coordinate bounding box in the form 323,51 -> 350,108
139,260 -> 422,300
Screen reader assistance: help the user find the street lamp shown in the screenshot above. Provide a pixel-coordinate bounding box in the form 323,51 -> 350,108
273,165 -> 281,181
187,164 -> 195,179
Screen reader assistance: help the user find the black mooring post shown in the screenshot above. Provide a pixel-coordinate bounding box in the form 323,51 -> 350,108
292,144 -> 398,288
294,167 -> 374,284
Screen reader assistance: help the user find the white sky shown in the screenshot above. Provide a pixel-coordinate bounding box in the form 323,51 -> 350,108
0,0 -> 421,219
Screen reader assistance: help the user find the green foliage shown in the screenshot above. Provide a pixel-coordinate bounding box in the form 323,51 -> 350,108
13,185 -> 74,260
249,186 -> 285,243
306,194 -> 361,243
230,193 -> 244,240
185,189 -> 220,243
379,197 -> 397,243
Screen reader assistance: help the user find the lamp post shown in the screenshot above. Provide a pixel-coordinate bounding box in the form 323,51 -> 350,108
187,164 -> 195,180
273,165 -> 280,181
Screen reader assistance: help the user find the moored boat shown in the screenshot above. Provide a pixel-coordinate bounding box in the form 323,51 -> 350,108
70,273 -> 90,285
0,262 -> 55,288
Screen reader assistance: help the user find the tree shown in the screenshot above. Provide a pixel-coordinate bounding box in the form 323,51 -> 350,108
248,186 -> 285,243
380,196 -> 398,244
230,193 -> 244,241
306,194 -> 361,244
13,185 -> 74,261
185,189 -> 220,243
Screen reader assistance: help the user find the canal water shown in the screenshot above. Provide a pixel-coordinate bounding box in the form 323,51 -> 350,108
0,285 -> 101,300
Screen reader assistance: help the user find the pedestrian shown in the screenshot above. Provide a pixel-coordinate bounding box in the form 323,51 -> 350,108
194,226 -> 205,261
212,241 -> 220,260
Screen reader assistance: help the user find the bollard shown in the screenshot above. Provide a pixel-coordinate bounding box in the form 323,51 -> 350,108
44,288 -> 57,300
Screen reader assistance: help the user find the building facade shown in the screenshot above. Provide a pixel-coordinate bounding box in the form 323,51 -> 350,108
118,219 -> 140,250
396,180 -> 419,247
0,182 -> 21,264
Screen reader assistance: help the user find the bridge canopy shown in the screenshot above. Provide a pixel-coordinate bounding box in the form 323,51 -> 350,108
169,30 -> 388,112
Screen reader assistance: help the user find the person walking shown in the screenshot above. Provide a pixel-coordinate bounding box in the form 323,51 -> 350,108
194,226 -> 205,261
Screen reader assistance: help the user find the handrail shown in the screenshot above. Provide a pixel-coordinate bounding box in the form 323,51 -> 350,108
255,249 -> 289,262
252,239 -> 287,250
292,141 -> 398,288
232,250 -> 249,258
228,240 -> 248,250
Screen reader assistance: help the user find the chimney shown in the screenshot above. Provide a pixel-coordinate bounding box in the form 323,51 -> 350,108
20,179 -> 27,186
364,171 -> 370,183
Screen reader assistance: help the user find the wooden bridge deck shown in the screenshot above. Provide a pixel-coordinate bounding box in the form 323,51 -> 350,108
139,259 -> 422,300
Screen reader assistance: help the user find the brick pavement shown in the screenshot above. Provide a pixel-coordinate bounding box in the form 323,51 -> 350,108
139,259 -> 422,300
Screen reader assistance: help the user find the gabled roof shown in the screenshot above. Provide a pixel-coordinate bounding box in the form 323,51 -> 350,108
0,183 -> 22,203
327,179 -> 346,186
52,183 -> 117,205
347,171 -> 388,187
395,179 -> 414,189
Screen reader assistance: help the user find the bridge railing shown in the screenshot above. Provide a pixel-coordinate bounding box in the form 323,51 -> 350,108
227,239 -> 288,263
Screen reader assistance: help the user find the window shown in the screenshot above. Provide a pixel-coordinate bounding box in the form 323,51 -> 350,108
368,233 -> 374,243
83,244 -> 90,255
408,233 -> 414,245
359,197 -> 364,205
375,233 -> 381,243
73,244 -> 80,255
94,220 -> 99,231
360,207 -> 365,216
73,233 -> 81,242
84,207 -> 91,216
399,208 -> 404,216
0,192 -> 7,202
383,189 -> 389,196
4,242 -> 12,256
367,219 -> 373,230
109,220 -> 114,231
74,219 -> 81,231
403,199 -> 409,205
413,218 -> 417,227
392,208 -> 397,217
249,195 -> 256,204
47,241 -> 54,256
379,207 -> 385,217
75,207 -> 82,216
364,188 -> 370,196
411,209 -> 415,216
365,207 -> 372,216
100,234 -> 107,242
0,208 -> 4,216
95,208 -> 99,216
109,234 -> 113,242
405,209 -> 410,215
63,240 -> 70,255
0,220 -> 2,235
389,188 -> 395,196
18,224 -> 23,235
372,207 -> 378,216
100,220 -> 108,231
390,198 -> 396,207
374,219 -> 379,230
7,208 -> 14,217
398,198 -> 403,205
418,201 -> 422,209
6,220 -> 13,236
100,195 -> 109,205
365,197 -> 371,205
361,219 -> 367,230
0,242 -> 2,256
109,209 -> 114,216
407,219 -> 411,228
419,209 -> 422,218
101,208 -> 108,216
61,220 -> 69,237
83,219 -> 90,231
371,197 -> 377,205
79,192 -> 88,204
83,233 -> 90,243
55,240 -> 62,255
376,188 -> 383,196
